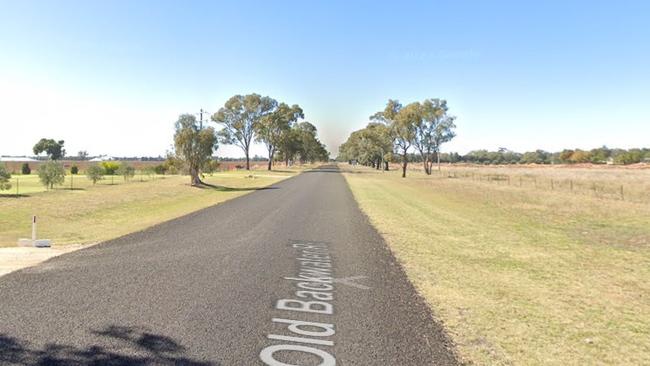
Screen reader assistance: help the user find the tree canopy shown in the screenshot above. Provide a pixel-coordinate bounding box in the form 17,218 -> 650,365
212,94 -> 277,170
33,138 -> 66,160
174,114 -> 218,186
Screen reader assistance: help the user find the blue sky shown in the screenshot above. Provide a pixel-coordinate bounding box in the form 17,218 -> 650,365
1,0 -> 648,158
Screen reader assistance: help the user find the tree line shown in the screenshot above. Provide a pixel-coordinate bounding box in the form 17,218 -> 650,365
173,93 -> 329,185
432,147 -> 650,165
338,98 -> 456,177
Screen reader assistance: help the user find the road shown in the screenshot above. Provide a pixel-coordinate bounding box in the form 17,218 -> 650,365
0,165 -> 458,366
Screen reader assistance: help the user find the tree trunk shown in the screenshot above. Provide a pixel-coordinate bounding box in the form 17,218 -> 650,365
384,161 -> 389,171
402,152 -> 408,178
190,166 -> 202,186
437,151 -> 441,171
245,151 -> 250,170
267,146 -> 274,171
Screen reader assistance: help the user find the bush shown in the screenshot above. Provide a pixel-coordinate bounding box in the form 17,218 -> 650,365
153,164 -> 167,175
38,161 -> 66,189
0,165 -> 12,191
117,164 -> 135,181
21,163 -> 31,175
86,165 -> 104,184
203,160 -> 221,175
70,165 -> 79,175
101,161 -> 120,175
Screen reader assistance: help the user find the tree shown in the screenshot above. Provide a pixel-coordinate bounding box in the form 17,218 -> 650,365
33,138 -> 66,160
38,161 -> 66,189
86,165 -> 104,184
276,127 -> 302,166
256,103 -> 303,170
101,161 -> 120,175
0,165 -> 11,191
409,98 -> 458,173
212,94 -> 277,170
117,164 -> 135,181
21,163 -> 31,175
77,151 -> 89,160
339,123 -> 392,170
174,114 -> 218,186
371,100 -> 416,178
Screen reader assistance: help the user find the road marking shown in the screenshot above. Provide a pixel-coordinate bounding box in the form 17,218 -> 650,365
332,275 -> 370,290
260,241 -> 337,366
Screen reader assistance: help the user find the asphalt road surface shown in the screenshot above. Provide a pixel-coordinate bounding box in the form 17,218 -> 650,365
0,165 -> 458,366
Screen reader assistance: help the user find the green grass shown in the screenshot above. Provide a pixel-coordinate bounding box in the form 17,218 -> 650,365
0,169 -> 303,247
342,165 -> 650,365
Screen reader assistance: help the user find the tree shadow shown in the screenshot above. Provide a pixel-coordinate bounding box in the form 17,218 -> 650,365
195,182 -> 279,192
0,194 -> 31,198
0,325 -> 218,365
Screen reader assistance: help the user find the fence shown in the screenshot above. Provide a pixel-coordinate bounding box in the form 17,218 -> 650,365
433,168 -> 650,204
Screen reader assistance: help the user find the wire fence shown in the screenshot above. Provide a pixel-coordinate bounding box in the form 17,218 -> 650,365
434,169 -> 650,204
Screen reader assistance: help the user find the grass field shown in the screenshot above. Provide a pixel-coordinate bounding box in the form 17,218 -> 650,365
342,164 -> 650,365
0,169 -> 303,247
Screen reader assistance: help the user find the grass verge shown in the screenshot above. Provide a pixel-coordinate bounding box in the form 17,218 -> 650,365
0,169 -> 302,247
342,165 -> 650,365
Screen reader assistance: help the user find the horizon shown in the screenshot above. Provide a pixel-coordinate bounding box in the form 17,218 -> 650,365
1,1 -> 649,158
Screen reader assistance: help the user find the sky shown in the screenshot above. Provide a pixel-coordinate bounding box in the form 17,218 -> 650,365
1,0 -> 648,158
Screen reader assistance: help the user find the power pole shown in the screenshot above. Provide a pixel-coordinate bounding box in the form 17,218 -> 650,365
198,108 -> 210,129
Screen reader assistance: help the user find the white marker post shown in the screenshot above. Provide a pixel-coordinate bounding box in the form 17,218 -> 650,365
32,215 -> 36,241
18,215 -> 51,247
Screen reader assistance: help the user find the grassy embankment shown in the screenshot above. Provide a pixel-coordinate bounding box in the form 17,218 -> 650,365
342,164 -> 649,365
0,168 -> 303,247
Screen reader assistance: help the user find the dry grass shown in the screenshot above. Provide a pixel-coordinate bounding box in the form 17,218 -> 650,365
342,164 -> 650,365
0,169 -> 304,247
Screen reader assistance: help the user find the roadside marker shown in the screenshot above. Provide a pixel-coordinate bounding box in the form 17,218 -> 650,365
17,215 -> 52,247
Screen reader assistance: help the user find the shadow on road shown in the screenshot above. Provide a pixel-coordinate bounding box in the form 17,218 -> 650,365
196,182 -> 279,192
0,325 -> 217,366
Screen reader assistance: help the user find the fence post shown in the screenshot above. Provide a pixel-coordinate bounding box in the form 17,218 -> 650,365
16,177 -> 19,196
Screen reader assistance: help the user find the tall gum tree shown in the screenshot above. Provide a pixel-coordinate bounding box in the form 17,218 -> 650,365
414,98 -> 456,174
256,103 -> 303,170
212,94 -> 277,170
372,100 -> 417,178
174,114 -> 218,186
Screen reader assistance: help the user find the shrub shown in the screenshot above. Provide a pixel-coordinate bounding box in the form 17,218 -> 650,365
0,165 -> 11,191
153,164 -> 167,175
117,164 -> 135,181
101,161 -> 120,175
70,165 -> 79,174
38,161 -> 66,189
203,160 -> 221,175
86,165 -> 104,184
21,163 -> 31,175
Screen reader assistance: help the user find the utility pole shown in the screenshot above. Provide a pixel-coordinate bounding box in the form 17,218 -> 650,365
198,108 -> 210,129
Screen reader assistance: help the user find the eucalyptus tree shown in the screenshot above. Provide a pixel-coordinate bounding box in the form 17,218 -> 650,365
371,100 -> 417,178
276,127 -> 302,166
432,113 -> 457,171
173,114 -> 218,186
212,94 -> 277,170
33,138 -> 66,160
256,103 -> 303,170
413,99 -> 447,175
